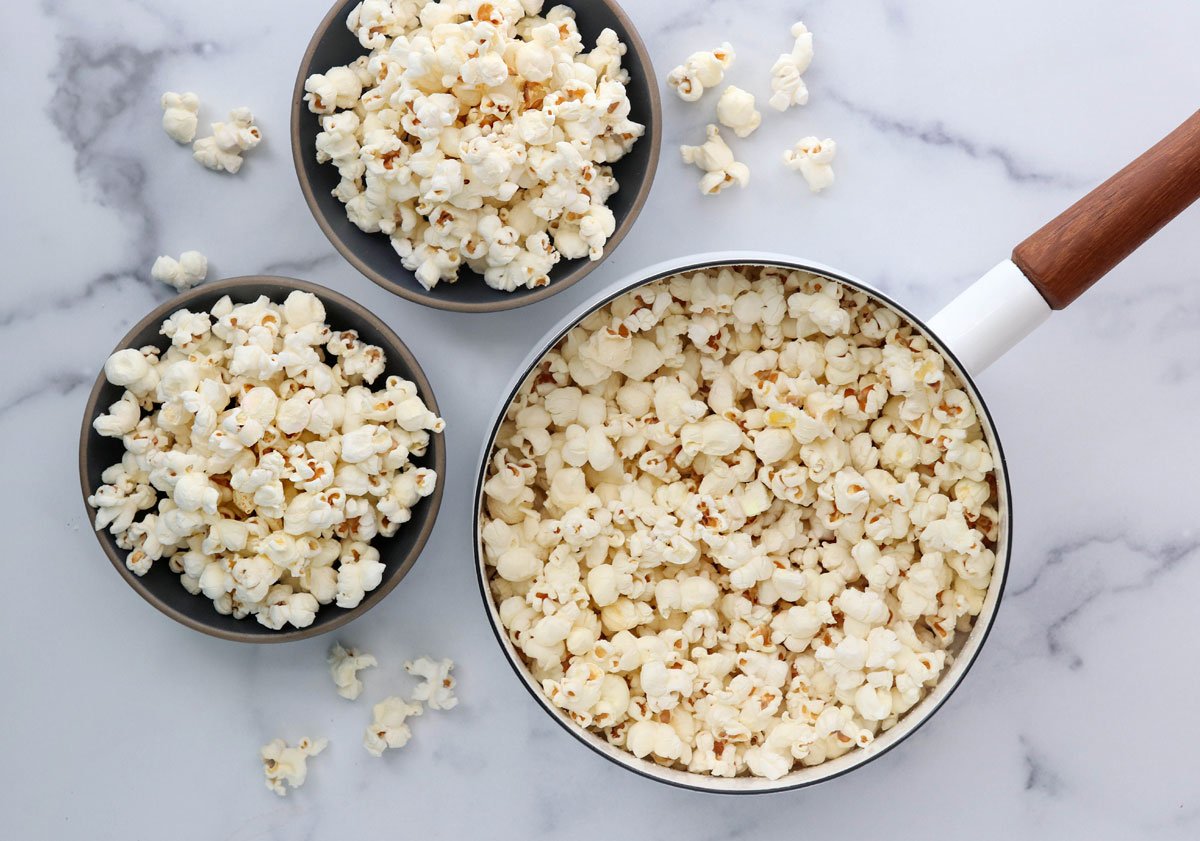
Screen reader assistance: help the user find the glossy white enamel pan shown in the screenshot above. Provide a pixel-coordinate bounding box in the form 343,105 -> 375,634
474,110 -> 1200,793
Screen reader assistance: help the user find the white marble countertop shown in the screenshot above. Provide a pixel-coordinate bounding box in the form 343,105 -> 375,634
4,0 -> 1198,838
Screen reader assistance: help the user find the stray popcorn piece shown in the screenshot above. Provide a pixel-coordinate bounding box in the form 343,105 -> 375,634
364,696 -> 423,757
716,86 -> 762,139
214,108 -> 263,153
193,136 -> 241,173
667,43 -> 735,102
305,2 -> 644,292
328,642 -> 378,700
483,265 -> 998,779
150,251 -> 208,291
681,125 -> 749,195
261,736 -> 327,796
783,137 -> 837,193
85,290 -> 444,629
405,656 -> 457,711
769,22 -> 814,111
161,91 -> 199,143
193,107 -> 262,174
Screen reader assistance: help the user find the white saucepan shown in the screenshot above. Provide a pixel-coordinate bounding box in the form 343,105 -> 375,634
473,110 -> 1200,793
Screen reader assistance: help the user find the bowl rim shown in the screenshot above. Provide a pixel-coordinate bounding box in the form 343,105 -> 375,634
472,251 -> 1013,793
290,0 -> 663,314
78,275 -> 447,643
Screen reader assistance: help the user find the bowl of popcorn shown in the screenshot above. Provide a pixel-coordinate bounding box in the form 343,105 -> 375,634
80,277 -> 446,642
292,0 -> 661,312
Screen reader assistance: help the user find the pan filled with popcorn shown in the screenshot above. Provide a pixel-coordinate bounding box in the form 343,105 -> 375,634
475,111 -> 1200,791
291,0 -> 661,312
79,277 -> 446,642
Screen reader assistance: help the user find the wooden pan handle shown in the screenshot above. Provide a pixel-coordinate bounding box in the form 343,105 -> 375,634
1012,109 -> 1200,310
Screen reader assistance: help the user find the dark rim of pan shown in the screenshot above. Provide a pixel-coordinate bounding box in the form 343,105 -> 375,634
472,257 -> 1012,792
79,276 -> 446,643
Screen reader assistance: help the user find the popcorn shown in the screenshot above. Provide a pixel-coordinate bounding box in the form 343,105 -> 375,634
716,86 -> 761,138
667,43 -> 735,101
783,137 -> 837,193
258,585 -> 320,630
150,251 -> 208,292
405,656 -> 458,710
364,696 -> 423,756
87,291 -> 443,629
193,108 -> 262,174
261,736 -> 327,796
304,66 -> 364,115
626,720 -> 687,761
304,4 -> 643,292
484,265 -> 998,779
329,642 -> 378,700
744,744 -> 792,780
160,91 -> 199,143
93,392 -> 142,438
769,22 -> 813,112
173,472 -> 219,514
103,348 -> 154,389
335,545 -> 386,609
680,125 -> 749,196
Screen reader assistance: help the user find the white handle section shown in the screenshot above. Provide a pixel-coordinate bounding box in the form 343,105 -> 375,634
927,259 -> 1051,374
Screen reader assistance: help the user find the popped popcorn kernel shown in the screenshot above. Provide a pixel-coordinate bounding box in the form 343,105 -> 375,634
161,91 -> 200,143
151,251 -> 208,291
405,656 -> 458,710
329,642 -> 378,700
769,22 -> 813,112
260,736 -> 327,796
364,696 -> 424,756
715,86 -> 761,139
667,43 -> 735,102
193,107 -> 262,174
680,125 -> 749,196
784,137 -> 837,194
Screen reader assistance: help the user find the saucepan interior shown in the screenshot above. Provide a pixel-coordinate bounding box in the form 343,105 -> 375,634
474,253 -> 1011,793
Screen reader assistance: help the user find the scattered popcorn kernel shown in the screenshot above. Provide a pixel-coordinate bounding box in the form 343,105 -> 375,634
716,86 -> 762,139
150,251 -> 208,291
769,22 -> 813,112
261,736 -> 327,796
783,137 -> 837,193
193,107 -> 262,174
364,696 -> 423,756
681,124 -> 749,195
405,656 -> 458,710
161,91 -> 200,143
328,642 -> 378,700
667,43 -> 735,102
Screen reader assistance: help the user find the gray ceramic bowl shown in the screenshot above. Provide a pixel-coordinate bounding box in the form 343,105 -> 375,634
291,0 -> 662,313
78,276 -> 446,643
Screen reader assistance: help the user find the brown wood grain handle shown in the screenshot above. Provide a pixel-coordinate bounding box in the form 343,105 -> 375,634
1012,109 -> 1200,309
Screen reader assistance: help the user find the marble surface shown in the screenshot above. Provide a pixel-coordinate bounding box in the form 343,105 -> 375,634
3,0 -> 1198,838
